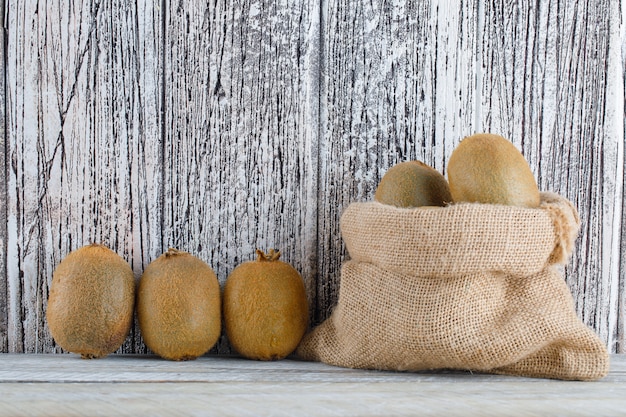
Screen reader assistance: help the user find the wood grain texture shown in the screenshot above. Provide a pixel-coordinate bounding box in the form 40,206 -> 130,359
607,1 -> 626,353
317,0 -> 625,354
161,0 -> 319,353
317,0 -> 480,323
0,354 -> 624,416
478,0 -> 623,352
4,0 -> 163,353
1,0 -> 624,354
0,0 -> 7,353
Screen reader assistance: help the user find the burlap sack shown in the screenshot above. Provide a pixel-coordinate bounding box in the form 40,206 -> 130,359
297,192 -> 609,380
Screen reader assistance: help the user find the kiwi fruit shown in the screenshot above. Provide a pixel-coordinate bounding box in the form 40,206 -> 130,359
46,243 -> 135,359
137,248 -> 221,361
447,133 -> 540,207
223,249 -> 308,361
374,160 -> 452,207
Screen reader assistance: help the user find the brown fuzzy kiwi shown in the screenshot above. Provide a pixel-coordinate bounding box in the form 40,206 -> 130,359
374,160 -> 452,208
137,248 -> 221,361
223,249 -> 308,361
46,243 -> 135,359
447,133 -> 540,207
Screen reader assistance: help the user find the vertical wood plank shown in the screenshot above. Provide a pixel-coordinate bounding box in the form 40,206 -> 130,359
5,0 -> 163,353
317,0 -> 480,323
0,0 -> 7,352
617,0 -> 626,353
478,0 -> 621,351
162,0 -> 319,350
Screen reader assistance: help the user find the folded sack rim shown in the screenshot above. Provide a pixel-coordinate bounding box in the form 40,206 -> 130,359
340,192 -> 580,279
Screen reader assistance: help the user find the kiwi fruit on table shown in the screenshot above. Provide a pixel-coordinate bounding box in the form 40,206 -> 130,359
137,248 -> 221,361
46,243 -> 135,359
223,249 -> 308,361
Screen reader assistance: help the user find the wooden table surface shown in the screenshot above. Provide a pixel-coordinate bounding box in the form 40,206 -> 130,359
0,354 -> 624,416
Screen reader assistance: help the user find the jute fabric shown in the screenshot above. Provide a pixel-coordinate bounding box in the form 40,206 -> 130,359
297,193 -> 608,380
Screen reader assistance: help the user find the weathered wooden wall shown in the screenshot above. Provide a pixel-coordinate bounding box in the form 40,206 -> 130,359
1,0 -> 624,354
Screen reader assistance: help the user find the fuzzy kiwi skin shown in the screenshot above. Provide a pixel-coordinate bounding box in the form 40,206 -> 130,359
374,161 -> 452,208
447,133 -> 540,208
223,249 -> 308,361
46,243 -> 135,359
137,248 -> 221,361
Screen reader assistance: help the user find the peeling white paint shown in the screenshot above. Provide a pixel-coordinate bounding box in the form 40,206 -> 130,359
1,0 -> 624,354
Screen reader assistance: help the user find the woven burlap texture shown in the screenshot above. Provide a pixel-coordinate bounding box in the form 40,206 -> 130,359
297,192 -> 609,381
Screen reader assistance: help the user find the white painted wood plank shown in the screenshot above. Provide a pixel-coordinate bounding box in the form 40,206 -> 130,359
1,353 -> 624,383
0,381 -> 624,417
4,1 -> 163,353
0,355 -> 624,417
317,0 -> 480,323
619,0 -> 626,355
605,0 -> 625,354
0,0 -> 7,353
161,0 -> 320,346
477,0 -> 621,351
